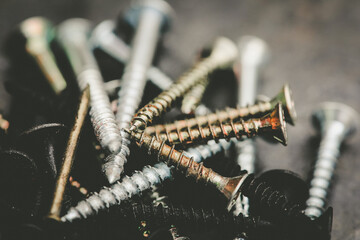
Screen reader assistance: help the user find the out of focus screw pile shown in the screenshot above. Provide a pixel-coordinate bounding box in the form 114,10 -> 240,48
0,0 -> 359,240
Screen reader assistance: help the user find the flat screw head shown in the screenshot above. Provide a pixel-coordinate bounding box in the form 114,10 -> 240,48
125,0 -> 174,33
271,83 -> 297,125
312,102 -> 359,138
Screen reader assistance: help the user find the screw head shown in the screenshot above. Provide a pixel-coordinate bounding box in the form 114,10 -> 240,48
57,18 -> 92,45
208,37 -> 238,69
221,172 -> 250,211
268,103 -> 288,146
125,0 -> 174,33
271,84 -> 297,126
312,102 -> 359,138
90,20 -> 115,48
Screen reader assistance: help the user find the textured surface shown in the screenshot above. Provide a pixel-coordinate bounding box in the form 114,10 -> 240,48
0,0 -> 360,239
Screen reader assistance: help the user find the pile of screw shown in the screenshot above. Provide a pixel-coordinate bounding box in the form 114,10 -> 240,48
0,0 -> 359,240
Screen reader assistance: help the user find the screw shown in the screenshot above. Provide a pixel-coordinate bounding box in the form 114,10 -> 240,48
233,36 -> 269,216
91,20 -> 173,91
144,84 -> 296,139
186,139 -> 234,163
143,103 -> 288,146
116,0 -> 173,130
47,86 -> 90,221
61,162 -> 172,222
130,37 -> 238,133
128,127 -> 294,212
19,17 -> 67,95
57,19 -> 124,183
108,202 -> 275,238
181,77 -> 209,115
305,102 -> 359,219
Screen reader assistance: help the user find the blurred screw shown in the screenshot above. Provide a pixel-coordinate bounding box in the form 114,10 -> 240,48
233,36 -> 269,216
47,86 -> 90,221
130,37 -> 238,133
305,102 -> 359,219
61,162 -> 172,222
181,77 -> 209,115
145,104 -> 288,146
91,20 -> 173,91
116,0 -> 173,130
20,17 -> 67,94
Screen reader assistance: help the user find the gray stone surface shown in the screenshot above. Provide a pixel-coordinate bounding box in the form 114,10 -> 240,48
0,0 -> 359,239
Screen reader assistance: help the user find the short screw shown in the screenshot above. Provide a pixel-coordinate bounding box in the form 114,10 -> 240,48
144,84 -> 296,139
19,17 -> 67,94
130,37 -> 238,133
116,0 -> 173,130
91,20 -> 173,91
57,19 -> 124,182
233,36 -> 269,216
305,102 -> 359,219
61,162 -> 172,222
144,103 -> 288,146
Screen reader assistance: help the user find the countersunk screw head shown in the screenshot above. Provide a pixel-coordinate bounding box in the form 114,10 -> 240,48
312,102 -> 359,138
270,83 -> 297,126
125,0 -> 174,32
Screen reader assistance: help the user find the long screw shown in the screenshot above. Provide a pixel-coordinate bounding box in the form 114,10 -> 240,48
20,17 -> 67,94
130,37 -> 238,133
128,128 -> 298,214
116,0 -> 173,130
144,84 -> 296,140
305,102 -> 359,219
144,103 -> 288,146
181,77 -> 209,115
47,86 -> 90,221
233,36 -> 269,217
91,20 -> 173,91
61,162 -> 172,222
57,19 -> 124,182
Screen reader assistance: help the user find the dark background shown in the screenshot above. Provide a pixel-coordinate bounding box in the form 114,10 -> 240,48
0,0 -> 360,239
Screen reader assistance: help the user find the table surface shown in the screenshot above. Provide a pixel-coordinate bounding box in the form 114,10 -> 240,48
0,0 -> 360,239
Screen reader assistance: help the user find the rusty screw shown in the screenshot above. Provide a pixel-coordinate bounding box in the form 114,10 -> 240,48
145,103 -> 287,146
130,37 -> 238,133
145,84 -> 295,139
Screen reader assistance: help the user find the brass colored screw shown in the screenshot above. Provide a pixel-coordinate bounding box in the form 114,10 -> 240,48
144,103 -> 287,146
130,37 -> 238,133
181,77 -> 209,115
128,128 -> 250,210
47,86 -> 90,221
20,17 -> 67,94
145,84 -> 295,140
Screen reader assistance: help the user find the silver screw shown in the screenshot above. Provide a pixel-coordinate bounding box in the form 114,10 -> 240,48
57,19 -> 122,154
233,36 -> 269,216
61,162 -> 172,222
91,20 -> 173,91
305,102 -> 359,219
116,0 -> 173,130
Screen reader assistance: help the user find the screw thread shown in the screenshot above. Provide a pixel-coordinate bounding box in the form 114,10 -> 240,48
305,131 -> 341,219
130,57 -> 230,133
181,77 -> 209,115
241,176 -> 304,219
111,202 -> 269,236
61,162 -> 172,222
130,131 -> 225,188
102,129 -> 132,184
145,101 -> 273,137
186,139 -> 234,163
145,111 -> 278,146
77,68 -> 123,154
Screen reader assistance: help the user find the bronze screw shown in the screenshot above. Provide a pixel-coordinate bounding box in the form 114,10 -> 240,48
145,84 -> 296,140
128,129 -> 249,210
144,103 -> 287,146
46,86 -> 90,221
130,37 -> 238,133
